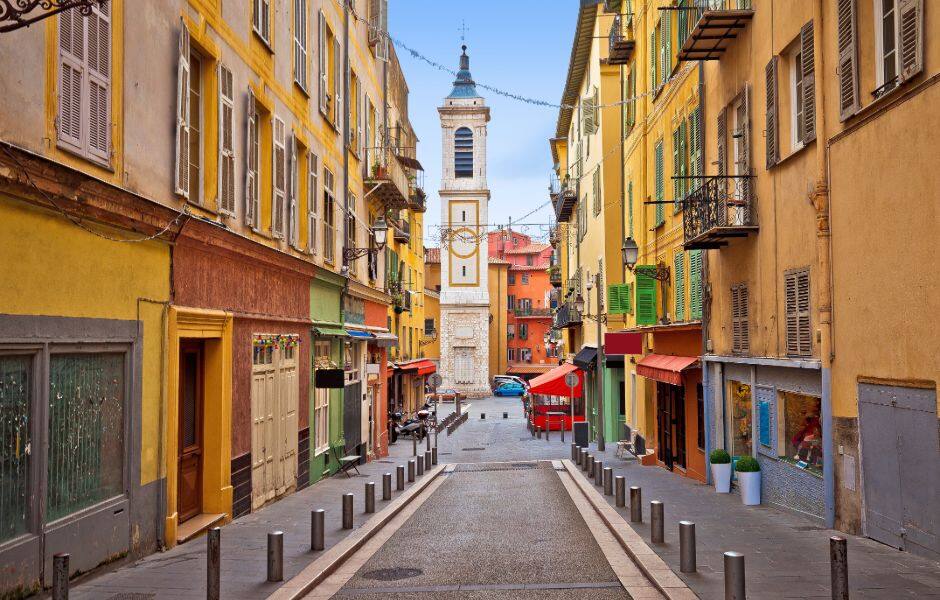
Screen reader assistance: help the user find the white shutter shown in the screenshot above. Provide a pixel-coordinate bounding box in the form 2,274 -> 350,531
245,90 -> 258,227
86,2 -> 110,162
293,0 -> 307,90
333,37 -> 342,125
252,0 -> 262,32
308,151 -> 319,254
58,7 -> 84,150
837,0 -> 861,121
289,135 -> 299,247
356,90 -> 363,155
218,65 -> 236,215
272,116 -> 286,237
318,11 -> 329,115
175,21 -> 191,198
898,0 -> 924,81
375,0 -> 389,62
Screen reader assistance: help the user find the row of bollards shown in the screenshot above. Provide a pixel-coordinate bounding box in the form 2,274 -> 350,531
571,443 -> 852,600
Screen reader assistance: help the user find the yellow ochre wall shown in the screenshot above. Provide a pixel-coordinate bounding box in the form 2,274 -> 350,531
488,263 -> 509,378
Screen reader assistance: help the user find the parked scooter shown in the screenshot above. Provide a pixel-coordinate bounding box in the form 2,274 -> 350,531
389,404 -> 434,443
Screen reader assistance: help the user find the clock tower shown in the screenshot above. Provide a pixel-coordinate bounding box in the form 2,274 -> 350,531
438,45 -> 492,396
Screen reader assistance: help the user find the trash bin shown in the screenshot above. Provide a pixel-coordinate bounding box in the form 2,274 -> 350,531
573,421 -> 589,447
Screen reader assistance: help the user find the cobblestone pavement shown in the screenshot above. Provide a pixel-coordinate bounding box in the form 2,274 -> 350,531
69,395 -> 940,599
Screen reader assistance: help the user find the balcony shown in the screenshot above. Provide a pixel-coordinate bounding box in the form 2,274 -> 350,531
553,302 -> 582,329
548,265 -> 562,287
365,145 -> 409,210
515,307 -> 553,318
405,163 -> 427,213
682,175 -> 758,249
551,177 -> 578,223
676,0 -> 754,63
608,14 -> 635,65
393,218 -> 411,243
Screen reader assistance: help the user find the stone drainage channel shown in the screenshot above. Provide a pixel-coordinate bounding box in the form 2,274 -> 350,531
274,460 -> 694,600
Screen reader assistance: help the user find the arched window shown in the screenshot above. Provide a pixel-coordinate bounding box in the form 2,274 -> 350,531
454,127 -> 473,178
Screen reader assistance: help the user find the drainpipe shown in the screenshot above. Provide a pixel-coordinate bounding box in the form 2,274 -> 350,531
697,60 -> 713,484
342,0 -> 350,278
811,0 -> 835,529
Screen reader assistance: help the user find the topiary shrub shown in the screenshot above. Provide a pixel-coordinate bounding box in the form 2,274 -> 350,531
709,449 -> 731,464
735,456 -> 761,472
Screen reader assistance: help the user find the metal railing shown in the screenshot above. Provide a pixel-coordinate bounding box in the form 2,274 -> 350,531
365,144 -> 410,208
515,307 -> 553,317
608,14 -> 634,64
554,302 -> 582,329
549,265 -> 562,286
681,175 -> 755,244
678,0 -> 754,47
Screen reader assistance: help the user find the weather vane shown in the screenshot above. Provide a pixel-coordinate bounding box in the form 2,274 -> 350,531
458,20 -> 469,44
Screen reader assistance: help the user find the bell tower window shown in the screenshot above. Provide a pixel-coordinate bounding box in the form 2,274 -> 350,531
455,127 -> 473,178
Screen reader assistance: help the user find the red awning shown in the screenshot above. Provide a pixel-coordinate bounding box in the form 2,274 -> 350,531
528,362 -> 583,398
398,359 -> 436,376
635,354 -> 700,386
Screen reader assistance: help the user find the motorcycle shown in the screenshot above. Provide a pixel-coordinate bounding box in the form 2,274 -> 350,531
389,404 -> 434,443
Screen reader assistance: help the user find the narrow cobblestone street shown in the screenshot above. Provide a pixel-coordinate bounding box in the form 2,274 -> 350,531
70,396 -> 940,600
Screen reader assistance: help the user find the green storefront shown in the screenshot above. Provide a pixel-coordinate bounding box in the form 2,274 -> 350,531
308,271 -> 347,484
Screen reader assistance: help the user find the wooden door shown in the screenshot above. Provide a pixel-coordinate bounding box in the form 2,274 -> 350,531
277,344 -> 298,494
251,343 -> 277,509
178,341 -> 203,522
656,383 -> 674,471
674,385 -> 687,470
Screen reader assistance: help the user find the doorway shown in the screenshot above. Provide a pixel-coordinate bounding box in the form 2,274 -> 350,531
178,341 -> 204,523
656,383 -> 687,471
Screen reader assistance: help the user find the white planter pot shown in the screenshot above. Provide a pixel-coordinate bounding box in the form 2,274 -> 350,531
738,470 -> 761,505
711,462 -> 732,493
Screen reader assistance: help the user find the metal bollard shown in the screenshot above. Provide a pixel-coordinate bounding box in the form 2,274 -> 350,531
579,448 -> 587,467
481,413 -> 486,419
365,482 -> 375,513
311,509 -> 325,551
267,531 -> 284,582
408,459 -> 416,482
52,553 -> 69,600
603,468 -> 613,496
830,536 -> 849,600
412,436 -> 417,456
432,447 -> 438,465
342,493 -> 354,529
383,473 -> 392,500
679,521 -> 696,573
650,501 -> 664,543
425,450 -> 432,472
545,423 -> 550,442
615,476 -> 626,507
426,431 -> 431,451
207,527 -> 221,600
595,460 -> 604,486
587,454 -> 594,477
560,421 -> 565,443
724,551 -> 746,600
630,486 -> 642,523
416,454 -> 425,476
397,465 -> 405,490
536,426 -> 541,439
531,422 -> 536,437
571,443 -> 578,462
503,412 -> 508,419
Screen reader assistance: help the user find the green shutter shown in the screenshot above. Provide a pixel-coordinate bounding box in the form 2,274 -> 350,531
627,182 -> 634,236
621,282 -> 633,314
608,284 -> 622,314
649,30 -> 656,90
674,250 -> 685,321
655,140 -> 664,226
690,249 -> 702,320
663,12 -> 671,83
679,119 -> 688,207
672,127 -> 680,213
635,266 -> 658,325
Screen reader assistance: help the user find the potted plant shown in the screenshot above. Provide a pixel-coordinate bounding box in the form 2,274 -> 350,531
710,449 -> 732,493
735,456 -> 761,505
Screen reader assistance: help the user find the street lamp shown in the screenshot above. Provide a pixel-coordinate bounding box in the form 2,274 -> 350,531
343,215 -> 388,262
621,236 -> 639,270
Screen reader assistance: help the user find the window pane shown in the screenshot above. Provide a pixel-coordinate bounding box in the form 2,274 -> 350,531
47,353 -> 125,522
780,391 -> 823,475
0,355 -> 31,542
729,381 -> 752,457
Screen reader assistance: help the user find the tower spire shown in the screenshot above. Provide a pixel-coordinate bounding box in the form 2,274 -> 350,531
447,44 -> 480,99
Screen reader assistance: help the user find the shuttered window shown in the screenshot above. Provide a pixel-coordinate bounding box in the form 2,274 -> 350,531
592,169 -> 601,216
308,151 -> 319,254
654,140 -> 665,226
635,266 -> 658,326
218,65 -> 236,215
877,0 -> 924,95
627,181 -> 634,236
333,37 -> 342,126
253,0 -> 271,45
674,250 -> 685,321
765,56 -> 779,168
174,23 -> 191,198
689,250 -> 702,320
245,91 -> 259,228
318,11 -> 329,116
322,168 -> 335,262
288,135 -> 299,247
662,11 -> 671,85
837,0 -> 860,120
272,117 -> 286,238
785,269 -> 812,357
716,108 -> 727,178
608,283 -> 633,315
649,29 -> 657,92
800,21 -> 817,143
58,2 -> 111,164
731,283 -> 749,354
898,0 -> 924,81
294,0 -> 308,91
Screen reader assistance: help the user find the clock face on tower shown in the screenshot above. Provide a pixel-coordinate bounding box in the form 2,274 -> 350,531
448,201 -> 479,287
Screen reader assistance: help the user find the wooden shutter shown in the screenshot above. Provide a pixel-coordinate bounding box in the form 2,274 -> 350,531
272,116 -> 286,237
621,282 -> 633,314
245,90 -> 258,227
627,181 -> 634,236
58,6 -> 84,150
289,134 -> 299,247
731,283 -> 749,354
308,151 -> 319,254
837,0 -> 860,121
740,84 -> 751,204
785,270 -> 812,356
608,283 -> 632,315
898,0 -> 924,81
672,126 -> 680,212
694,105 -> 704,177
674,250 -> 685,321
662,12 -> 671,84
218,64 -> 236,215
635,266 -> 658,325
593,168 -> 601,215
649,30 -> 656,91
716,108 -> 727,178
765,56 -> 779,168
800,21 -> 816,143
174,21 -> 191,198
294,0 -> 307,90
252,0 -> 262,33
689,250 -> 702,320
86,2 -> 110,162
333,37 -> 342,126
318,12 -> 328,115
654,140 -> 664,225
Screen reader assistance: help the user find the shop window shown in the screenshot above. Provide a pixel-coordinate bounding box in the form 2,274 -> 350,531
728,380 -> 752,458
47,353 -> 125,521
313,341 -> 331,455
0,355 -> 32,542
779,391 -> 823,476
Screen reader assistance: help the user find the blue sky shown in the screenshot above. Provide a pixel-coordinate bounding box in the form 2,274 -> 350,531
388,1 -> 576,248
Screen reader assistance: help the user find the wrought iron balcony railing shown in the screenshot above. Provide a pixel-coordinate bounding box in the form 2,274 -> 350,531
548,265 -> 562,287
551,177 -> 578,223
682,175 -> 758,250
393,218 -> 411,243
553,302 -> 582,329
676,0 -> 754,63
608,14 -> 635,65
515,307 -> 553,318
365,145 -> 410,209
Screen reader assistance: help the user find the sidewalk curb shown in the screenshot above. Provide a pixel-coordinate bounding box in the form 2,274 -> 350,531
267,463 -> 447,600
562,459 -> 698,600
